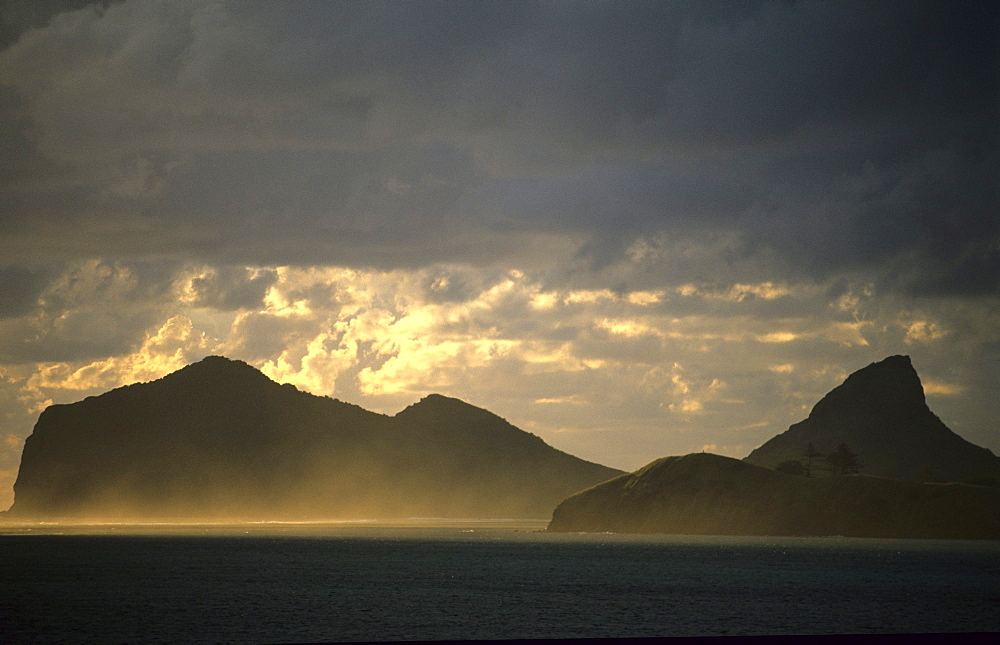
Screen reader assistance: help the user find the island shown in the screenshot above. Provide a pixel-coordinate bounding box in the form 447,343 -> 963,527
4,356 -> 622,521
548,356 -> 1000,539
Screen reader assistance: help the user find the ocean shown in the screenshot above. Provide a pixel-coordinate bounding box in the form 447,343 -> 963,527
1,520 -> 998,643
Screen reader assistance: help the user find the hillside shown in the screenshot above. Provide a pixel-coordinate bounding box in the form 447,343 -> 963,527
5,356 -> 621,520
744,355 -> 1000,482
547,453 -> 1000,539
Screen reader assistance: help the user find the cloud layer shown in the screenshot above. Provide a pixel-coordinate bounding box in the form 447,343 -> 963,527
0,1 -> 997,510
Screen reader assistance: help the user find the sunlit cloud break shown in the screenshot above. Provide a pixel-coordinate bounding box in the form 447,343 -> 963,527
0,1 -> 996,511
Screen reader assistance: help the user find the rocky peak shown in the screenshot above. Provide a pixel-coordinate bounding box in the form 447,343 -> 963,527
396,393 -> 483,418
166,355 -> 275,384
745,355 -> 1000,482
808,354 -> 928,423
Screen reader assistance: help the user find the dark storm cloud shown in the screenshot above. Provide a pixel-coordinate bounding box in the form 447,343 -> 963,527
0,0 -> 996,293
0,0 -> 100,49
0,259 -> 184,363
0,264 -> 56,319
187,266 -> 278,311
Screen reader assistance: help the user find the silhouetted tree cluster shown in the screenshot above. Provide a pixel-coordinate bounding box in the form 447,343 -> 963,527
777,443 -> 825,477
825,443 -> 861,475
776,442 -> 861,477
803,443 -> 823,477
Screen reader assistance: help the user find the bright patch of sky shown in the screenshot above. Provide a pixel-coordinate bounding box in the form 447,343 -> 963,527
0,1 -> 996,510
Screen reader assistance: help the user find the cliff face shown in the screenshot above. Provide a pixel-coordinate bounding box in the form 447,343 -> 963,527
547,453 -> 1000,539
7,356 -> 621,520
744,355 -> 1000,482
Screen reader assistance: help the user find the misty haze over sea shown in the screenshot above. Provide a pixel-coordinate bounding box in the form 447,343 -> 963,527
1,523 -> 998,642
2,2 -> 997,642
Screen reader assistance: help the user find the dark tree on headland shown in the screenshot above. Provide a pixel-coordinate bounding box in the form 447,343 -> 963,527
776,442 -> 824,477
825,442 -> 861,475
803,442 -> 823,477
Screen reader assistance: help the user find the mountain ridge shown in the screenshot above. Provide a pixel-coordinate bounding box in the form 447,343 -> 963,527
6,356 -> 621,520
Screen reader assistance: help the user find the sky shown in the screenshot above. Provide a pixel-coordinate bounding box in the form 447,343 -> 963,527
0,0 -> 997,511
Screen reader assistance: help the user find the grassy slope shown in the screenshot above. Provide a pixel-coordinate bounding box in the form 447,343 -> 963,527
548,453 -> 1000,539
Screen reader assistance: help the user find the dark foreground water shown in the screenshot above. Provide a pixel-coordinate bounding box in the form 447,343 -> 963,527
1,521 -> 998,643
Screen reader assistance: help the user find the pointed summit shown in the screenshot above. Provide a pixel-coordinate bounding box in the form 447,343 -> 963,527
164,355 -> 277,387
395,393 -> 556,454
395,394 -> 508,429
181,355 -> 259,373
808,355 -> 927,423
745,355 -> 1000,482
396,393 -> 476,415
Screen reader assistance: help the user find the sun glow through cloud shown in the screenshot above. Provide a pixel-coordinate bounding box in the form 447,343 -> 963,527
0,256 -> 993,512
0,0 -> 996,513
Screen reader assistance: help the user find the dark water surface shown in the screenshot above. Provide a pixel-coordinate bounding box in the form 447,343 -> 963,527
1,521 -> 998,643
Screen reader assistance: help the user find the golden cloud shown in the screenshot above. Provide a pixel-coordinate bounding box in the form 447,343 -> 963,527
904,320 -> 948,344
922,380 -> 963,396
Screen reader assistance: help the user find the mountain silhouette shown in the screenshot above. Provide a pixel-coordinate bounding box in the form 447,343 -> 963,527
744,355 -> 1000,482
6,356 -> 621,520
547,452 -> 1000,539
